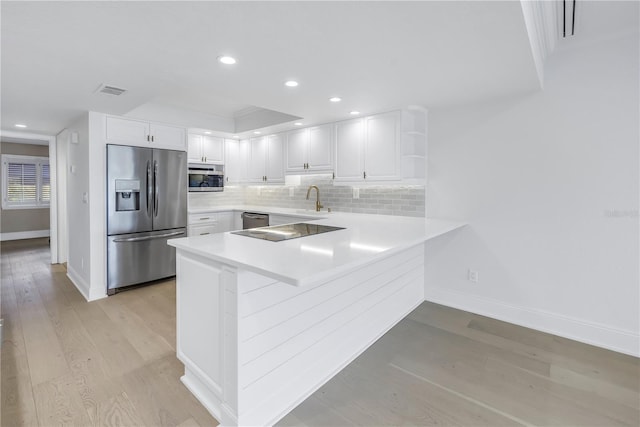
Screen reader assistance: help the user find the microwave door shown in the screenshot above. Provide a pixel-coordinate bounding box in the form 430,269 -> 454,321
152,149 -> 187,231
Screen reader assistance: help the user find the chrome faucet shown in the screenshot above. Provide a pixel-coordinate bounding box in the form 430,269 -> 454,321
306,185 -> 323,212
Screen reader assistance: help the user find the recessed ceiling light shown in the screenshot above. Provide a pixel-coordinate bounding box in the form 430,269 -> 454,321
204,131 -> 212,135
350,111 -> 360,115
218,56 -> 237,65
294,122 -> 303,126
14,124 -> 27,128
285,80 -> 299,87
329,97 -> 342,103
253,131 -> 261,135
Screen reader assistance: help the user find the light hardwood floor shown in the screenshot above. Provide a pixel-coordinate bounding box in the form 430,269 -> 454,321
2,238 -> 639,426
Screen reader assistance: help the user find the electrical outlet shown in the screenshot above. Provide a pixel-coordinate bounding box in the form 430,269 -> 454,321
468,269 -> 479,283
353,188 -> 360,199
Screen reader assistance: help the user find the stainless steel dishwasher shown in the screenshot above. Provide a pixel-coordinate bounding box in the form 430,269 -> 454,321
242,212 -> 269,229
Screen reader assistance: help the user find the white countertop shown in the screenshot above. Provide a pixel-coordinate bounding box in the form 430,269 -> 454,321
171,207 -> 466,286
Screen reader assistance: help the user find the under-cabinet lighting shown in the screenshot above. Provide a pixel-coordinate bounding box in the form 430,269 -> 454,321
253,131 -> 261,135
233,135 -> 239,139
329,97 -> 342,103
14,124 -> 27,128
204,131 -> 212,135
294,122 -> 303,126
285,80 -> 299,87
350,111 -> 360,116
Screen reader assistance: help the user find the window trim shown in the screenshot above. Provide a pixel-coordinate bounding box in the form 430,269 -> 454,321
1,154 -> 50,210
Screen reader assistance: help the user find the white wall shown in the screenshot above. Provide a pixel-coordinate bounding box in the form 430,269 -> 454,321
56,129 -> 69,263
66,112 -> 92,299
425,29 -> 639,356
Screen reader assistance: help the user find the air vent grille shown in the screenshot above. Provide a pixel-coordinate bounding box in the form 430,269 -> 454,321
97,84 -> 127,96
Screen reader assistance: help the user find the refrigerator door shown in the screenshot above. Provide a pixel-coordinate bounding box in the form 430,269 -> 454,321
107,145 -> 153,235
152,149 -> 187,231
107,228 -> 186,291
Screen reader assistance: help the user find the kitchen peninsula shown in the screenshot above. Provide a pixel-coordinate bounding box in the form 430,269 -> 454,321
168,211 -> 465,426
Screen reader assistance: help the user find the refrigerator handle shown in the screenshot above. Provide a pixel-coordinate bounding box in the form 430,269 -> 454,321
146,161 -> 153,218
154,160 -> 159,217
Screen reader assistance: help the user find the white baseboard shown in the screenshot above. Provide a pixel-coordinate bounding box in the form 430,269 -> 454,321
0,229 -> 50,241
424,287 -> 640,357
66,264 -> 90,301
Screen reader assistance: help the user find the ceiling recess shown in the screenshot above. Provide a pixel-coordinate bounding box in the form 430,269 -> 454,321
96,84 -> 127,96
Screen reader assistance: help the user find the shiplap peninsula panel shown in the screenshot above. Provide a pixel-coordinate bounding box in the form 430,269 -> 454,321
174,244 -> 425,426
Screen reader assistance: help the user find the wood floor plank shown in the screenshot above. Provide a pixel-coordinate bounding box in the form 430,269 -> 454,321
32,374 -> 92,427
97,294 -> 174,362
3,239 -> 638,427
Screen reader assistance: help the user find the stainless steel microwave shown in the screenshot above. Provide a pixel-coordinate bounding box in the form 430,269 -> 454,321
188,164 -> 224,192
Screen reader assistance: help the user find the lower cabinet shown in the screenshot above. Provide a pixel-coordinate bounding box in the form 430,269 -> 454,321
187,211 -> 236,236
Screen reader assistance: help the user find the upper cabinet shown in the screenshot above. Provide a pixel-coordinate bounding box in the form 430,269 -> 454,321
187,134 -> 224,164
285,124 -> 333,173
105,116 -> 186,151
225,138 -> 249,184
248,135 -> 284,184
334,111 -> 401,183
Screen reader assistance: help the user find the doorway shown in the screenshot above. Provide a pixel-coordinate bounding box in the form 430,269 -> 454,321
0,130 -> 60,264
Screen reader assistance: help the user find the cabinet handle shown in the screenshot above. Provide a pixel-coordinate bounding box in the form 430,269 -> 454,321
200,232 -> 210,235
199,217 -> 211,220
204,156 -> 207,162
332,172 -> 335,180
226,177 -> 229,182
147,135 -> 150,142
363,171 -> 366,179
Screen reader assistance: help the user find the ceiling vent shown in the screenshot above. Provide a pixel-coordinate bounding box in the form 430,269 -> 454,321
95,84 -> 127,96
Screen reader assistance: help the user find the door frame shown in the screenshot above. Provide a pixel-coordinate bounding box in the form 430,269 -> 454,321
0,130 -> 58,264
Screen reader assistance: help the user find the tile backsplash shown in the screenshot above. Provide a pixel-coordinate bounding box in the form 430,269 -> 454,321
189,175 -> 425,217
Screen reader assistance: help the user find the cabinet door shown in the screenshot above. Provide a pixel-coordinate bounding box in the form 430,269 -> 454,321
187,134 -> 203,163
266,134 -> 285,183
224,139 -> 240,183
202,136 -> 224,163
106,116 -> 150,145
188,223 -> 219,237
285,129 -> 307,173
364,111 -> 401,181
217,212 -> 235,232
151,123 -> 186,151
334,118 -> 364,182
307,124 -> 333,171
248,137 -> 267,182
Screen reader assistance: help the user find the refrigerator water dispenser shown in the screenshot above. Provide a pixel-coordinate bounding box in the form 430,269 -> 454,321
115,179 -> 140,211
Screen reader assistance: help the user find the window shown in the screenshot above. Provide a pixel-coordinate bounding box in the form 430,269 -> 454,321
2,155 -> 50,209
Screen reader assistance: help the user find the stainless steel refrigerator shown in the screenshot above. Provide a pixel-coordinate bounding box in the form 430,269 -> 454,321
106,144 -> 187,294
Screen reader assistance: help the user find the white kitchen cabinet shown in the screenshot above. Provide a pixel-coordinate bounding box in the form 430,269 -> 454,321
364,111 -> 401,181
187,211 -> 236,236
334,111 -> 401,183
334,118 -> 365,182
266,134 -> 285,183
188,134 -> 224,164
224,139 -> 248,184
285,124 -> 333,173
249,135 -> 284,184
105,116 -> 186,151
217,211 -> 235,231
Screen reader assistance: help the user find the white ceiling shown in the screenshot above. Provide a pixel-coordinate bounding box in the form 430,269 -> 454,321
1,1 -> 634,138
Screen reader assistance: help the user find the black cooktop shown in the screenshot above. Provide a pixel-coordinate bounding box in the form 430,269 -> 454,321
231,223 -> 345,242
